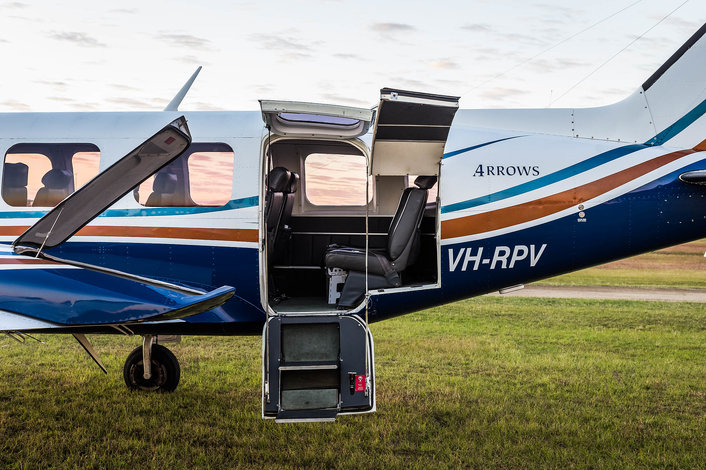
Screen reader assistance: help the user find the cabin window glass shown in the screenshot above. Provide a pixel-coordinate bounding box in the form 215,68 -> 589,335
134,142 -> 234,207
304,153 -> 372,206
73,151 -> 101,190
408,175 -> 438,204
2,143 -> 101,207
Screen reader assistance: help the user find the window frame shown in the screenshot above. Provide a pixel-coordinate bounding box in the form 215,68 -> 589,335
302,152 -> 374,209
2,142 -> 101,208
132,141 -> 235,208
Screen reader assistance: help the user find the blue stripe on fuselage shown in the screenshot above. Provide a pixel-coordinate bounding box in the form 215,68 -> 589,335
440,98 -> 706,215
442,136 -> 523,159
441,144 -> 647,213
646,98 -> 706,147
0,196 -> 259,219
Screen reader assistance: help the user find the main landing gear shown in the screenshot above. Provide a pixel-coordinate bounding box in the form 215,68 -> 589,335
123,334 -> 181,392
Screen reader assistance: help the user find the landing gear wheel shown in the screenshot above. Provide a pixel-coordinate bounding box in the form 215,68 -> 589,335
123,344 -> 180,392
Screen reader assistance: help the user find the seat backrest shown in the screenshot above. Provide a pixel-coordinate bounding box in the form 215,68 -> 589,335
265,167 -> 290,229
33,168 -> 72,207
281,171 -> 299,229
265,167 -> 292,260
387,175 -> 436,270
146,172 -> 179,207
2,162 -> 29,206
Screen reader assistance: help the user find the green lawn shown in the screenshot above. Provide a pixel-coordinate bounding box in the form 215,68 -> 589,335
1,297 -> 705,468
539,239 -> 706,288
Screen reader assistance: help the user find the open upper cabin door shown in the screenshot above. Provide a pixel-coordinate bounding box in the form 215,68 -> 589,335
260,101 -> 373,138
371,88 -> 460,175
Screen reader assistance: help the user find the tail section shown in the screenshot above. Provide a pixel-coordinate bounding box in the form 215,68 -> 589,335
457,22 -> 706,148
640,23 -> 706,148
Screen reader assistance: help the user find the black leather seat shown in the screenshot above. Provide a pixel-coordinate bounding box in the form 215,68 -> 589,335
2,162 -> 29,206
265,167 -> 290,259
33,169 -> 72,207
146,172 -> 182,206
274,171 -> 299,262
265,167 -> 299,263
325,175 -> 437,307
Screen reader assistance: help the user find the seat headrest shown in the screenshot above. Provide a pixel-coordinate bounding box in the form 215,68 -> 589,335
288,172 -> 299,193
41,169 -> 72,189
267,167 -> 291,192
153,172 -> 178,193
414,175 -> 437,189
3,162 -> 29,187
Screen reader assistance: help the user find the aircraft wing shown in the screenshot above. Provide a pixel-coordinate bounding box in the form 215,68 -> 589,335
0,116 -> 236,331
0,249 -> 234,329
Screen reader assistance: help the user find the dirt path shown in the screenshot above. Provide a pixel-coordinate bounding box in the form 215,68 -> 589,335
486,285 -> 706,302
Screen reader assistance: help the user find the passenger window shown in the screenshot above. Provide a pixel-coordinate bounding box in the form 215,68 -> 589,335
2,143 -> 100,207
73,151 -> 101,190
408,175 -> 438,204
134,142 -> 234,207
304,153 -> 372,206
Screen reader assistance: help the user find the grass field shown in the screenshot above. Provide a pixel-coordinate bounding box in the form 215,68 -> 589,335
0,241 -> 704,468
1,296 -> 705,468
539,239 -> 706,288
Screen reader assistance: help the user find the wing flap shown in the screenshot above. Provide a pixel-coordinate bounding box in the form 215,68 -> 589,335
0,262 -> 234,327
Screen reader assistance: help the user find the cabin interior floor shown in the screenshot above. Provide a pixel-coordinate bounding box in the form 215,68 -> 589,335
270,296 -> 340,314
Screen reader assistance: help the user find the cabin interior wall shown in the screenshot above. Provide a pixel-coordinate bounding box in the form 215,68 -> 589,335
266,138 -> 439,306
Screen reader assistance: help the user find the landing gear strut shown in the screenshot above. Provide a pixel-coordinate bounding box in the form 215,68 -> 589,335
123,335 -> 180,392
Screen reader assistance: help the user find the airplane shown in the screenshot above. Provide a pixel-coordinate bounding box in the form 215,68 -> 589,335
0,22 -> 704,422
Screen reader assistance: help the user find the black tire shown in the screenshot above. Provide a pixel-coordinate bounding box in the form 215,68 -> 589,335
123,344 -> 180,392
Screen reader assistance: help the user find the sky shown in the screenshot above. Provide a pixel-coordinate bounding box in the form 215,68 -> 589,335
0,0 -> 704,113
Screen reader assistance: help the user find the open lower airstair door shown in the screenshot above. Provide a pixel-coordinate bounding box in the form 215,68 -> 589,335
371,88 -> 460,175
262,315 -> 375,422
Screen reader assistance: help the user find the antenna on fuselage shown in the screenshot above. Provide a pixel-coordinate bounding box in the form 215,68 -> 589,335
164,66 -> 202,111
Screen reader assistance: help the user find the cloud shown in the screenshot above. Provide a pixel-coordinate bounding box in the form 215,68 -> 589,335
333,53 -> 361,60
251,33 -> 311,51
499,32 -> 548,47
0,100 -> 31,111
48,96 -> 75,103
173,54 -> 210,66
0,2 -> 27,9
249,33 -> 313,59
658,17 -> 702,30
110,8 -> 138,14
434,78 -> 465,87
156,33 -> 212,50
532,2 -> 584,19
190,101 -> 228,111
369,22 -> 416,34
250,84 -> 274,95
387,77 -> 431,90
480,87 -> 528,100
319,93 -> 369,107
106,97 -> 155,109
109,83 -> 140,91
461,23 -> 492,33
430,59 -> 458,70
37,80 -> 68,88
528,57 -> 586,74
49,32 -> 106,47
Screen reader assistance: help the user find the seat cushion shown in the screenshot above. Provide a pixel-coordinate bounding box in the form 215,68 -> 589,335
324,246 -> 400,286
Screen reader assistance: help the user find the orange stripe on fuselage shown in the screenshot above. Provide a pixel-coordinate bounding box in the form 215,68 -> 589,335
441,149 -> 694,240
0,258 -> 58,264
0,226 -> 259,243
